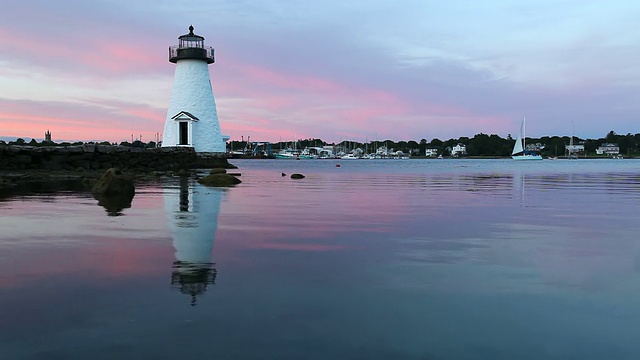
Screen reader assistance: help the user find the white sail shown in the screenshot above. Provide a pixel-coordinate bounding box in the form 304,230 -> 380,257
512,116 -> 542,160
512,118 -> 524,155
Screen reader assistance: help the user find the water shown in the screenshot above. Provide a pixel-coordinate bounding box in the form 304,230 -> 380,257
1,159 -> 640,359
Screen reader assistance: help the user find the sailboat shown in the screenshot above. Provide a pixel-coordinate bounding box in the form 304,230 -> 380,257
511,116 -> 543,160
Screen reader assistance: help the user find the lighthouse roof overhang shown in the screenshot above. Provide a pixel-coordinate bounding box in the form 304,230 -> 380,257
179,34 -> 205,41
171,111 -> 199,121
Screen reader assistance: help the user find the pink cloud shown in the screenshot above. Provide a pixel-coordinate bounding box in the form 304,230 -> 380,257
213,57 -> 432,141
0,99 -> 164,142
0,29 -> 506,144
0,28 -> 164,75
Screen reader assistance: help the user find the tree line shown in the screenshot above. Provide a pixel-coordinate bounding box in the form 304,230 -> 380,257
230,130 -> 640,157
4,130 -> 639,157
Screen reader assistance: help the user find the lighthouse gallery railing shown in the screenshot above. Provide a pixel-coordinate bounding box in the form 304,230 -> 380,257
169,45 -> 215,63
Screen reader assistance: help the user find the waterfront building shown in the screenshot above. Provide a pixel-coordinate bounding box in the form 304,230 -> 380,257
162,26 -> 229,152
596,143 -> 620,155
525,142 -> 545,152
425,148 -> 439,157
451,143 -> 467,157
565,143 -> 585,155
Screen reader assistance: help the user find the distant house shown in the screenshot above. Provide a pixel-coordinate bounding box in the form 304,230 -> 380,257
596,143 -> 619,155
526,142 -> 545,152
425,148 -> 439,157
565,143 -> 585,155
451,143 -> 466,157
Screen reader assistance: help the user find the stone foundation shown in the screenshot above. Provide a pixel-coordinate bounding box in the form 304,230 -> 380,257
0,144 -> 232,171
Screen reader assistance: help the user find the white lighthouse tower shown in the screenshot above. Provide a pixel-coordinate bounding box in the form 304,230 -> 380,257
162,25 -> 228,153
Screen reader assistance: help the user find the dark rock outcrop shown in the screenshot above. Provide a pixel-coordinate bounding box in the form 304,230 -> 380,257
210,168 -> 227,174
198,174 -> 242,187
0,145 -> 234,171
91,168 -> 135,216
291,173 -> 305,179
91,168 -> 135,196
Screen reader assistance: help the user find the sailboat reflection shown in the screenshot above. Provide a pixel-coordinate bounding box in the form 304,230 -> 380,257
165,177 -> 226,306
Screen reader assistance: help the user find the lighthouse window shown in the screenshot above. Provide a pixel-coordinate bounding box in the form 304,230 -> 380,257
179,38 -> 203,49
179,122 -> 189,145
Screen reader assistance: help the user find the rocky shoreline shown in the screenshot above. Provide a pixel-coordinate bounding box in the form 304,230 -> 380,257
0,144 -> 234,171
0,144 -> 238,194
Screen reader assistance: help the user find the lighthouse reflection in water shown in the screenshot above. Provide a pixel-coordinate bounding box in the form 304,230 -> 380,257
164,177 -> 226,306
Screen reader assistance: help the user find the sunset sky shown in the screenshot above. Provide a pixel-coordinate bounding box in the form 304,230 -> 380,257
1,1 -> 639,144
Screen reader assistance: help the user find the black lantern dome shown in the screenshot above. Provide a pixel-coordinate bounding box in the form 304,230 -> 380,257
169,25 -> 215,64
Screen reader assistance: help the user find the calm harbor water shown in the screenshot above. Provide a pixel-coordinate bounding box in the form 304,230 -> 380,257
1,159 -> 640,359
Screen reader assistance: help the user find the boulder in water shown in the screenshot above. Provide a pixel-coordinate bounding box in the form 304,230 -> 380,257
198,174 -> 242,187
91,168 -> 135,216
91,168 -> 135,196
209,168 -> 227,174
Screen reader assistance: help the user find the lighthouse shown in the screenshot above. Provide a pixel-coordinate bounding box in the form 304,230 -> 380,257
162,25 -> 228,153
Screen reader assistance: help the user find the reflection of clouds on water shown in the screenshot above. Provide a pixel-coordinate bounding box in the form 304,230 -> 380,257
390,171 -> 640,293
396,221 -> 640,293
164,177 -> 226,305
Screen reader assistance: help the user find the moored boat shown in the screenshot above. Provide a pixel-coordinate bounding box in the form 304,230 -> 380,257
512,117 -> 543,160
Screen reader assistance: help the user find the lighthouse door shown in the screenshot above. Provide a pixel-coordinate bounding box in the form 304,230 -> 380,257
179,122 -> 189,145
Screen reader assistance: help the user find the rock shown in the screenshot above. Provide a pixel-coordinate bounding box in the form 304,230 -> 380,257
91,168 -> 135,196
13,155 -> 32,165
91,168 -> 135,215
210,168 -> 227,174
94,193 -> 134,216
291,173 -> 305,179
83,144 -> 96,153
82,177 -> 98,187
281,173 -> 286,177
228,173 -> 241,176
198,174 -> 242,187
0,178 -> 15,189
66,146 -> 84,153
97,145 -> 116,153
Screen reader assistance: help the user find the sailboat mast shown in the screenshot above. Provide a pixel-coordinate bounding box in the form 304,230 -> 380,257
523,116 -> 526,151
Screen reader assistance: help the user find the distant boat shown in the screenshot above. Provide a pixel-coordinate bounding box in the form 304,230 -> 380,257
566,121 -> 578,159
512,116 -> 543,160
275,148 -> 299,159
339,153 -> 359,160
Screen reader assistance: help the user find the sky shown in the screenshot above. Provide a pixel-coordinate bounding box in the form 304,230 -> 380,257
1,0 -> 639,144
